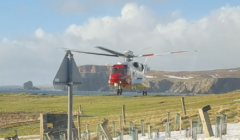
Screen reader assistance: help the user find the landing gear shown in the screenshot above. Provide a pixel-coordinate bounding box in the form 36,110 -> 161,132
117,88 -> 122,95
142,90 -> 147,96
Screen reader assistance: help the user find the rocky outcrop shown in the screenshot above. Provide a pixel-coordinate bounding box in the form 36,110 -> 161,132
24,81 -> 33,89
23,81 -> 40,90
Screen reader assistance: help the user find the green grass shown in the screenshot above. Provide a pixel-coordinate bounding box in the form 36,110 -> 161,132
1,91 -> 240,138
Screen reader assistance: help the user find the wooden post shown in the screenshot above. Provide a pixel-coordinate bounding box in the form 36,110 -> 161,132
121,129 -> 123,140
181,97 -> 186,115
190,120 -> 192,138
77,111 -> 81,139
119,115 -> 122,130
122,105 -> 126,125
168,123 -> 171,138
198,105 -> 214,137
141,120 -> 145,136
135,127 -> 138,140
79,105 -> 82,115
167,112 -> 170,123
112,122 -> 116,137
40,114 -> 47,140
220,119 -> 222,138
148,125 -> 152,139
99,131 -> 104,140
63,133 -> 66,140
225,116 -> 228,134
180,115 -> 182,134
99,119 -> 113,140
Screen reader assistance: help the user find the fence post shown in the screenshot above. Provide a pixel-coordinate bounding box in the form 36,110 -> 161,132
167,112 -> 170,123
97,124 -> 100,139
121,129 -> 123,140
141,120 -> 145,136
112,122 -> 116,137
129,121 -> 133,135
215,116 -> 220,137
86,124 -> 90,140
99,131 -> 104,140
185,128 -> 189,138
122,105 -> 126,125
119,115 -> 122,130
135,127 -> 138,140
131,127 -> 136,140
197,117 -> 203,134
225,116 -> 228,134
168,123 -> 171,138
181,97 -> 186,115
77,111 -> 81,139
155,129 -> 159,138
190,121 -> 198,140
179,115 -> 182,134
198,105 -> 214,137
220,119 -> 222,138
117,132 -> 122,140
99,118 -> 113,140
148,125 -> 152,139
174,113 -> 180,131
190,120 -> 192,138
79,105 -> 82,114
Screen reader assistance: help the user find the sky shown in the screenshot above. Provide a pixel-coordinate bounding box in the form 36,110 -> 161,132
1,0 -> 240,85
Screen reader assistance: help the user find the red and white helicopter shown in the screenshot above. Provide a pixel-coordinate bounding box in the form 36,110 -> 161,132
67,46 -> 191,96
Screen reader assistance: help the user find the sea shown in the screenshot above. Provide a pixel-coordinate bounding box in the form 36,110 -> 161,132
0,89 -> 195,97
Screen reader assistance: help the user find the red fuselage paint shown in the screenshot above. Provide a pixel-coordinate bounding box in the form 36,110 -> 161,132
108,64 -> 132,89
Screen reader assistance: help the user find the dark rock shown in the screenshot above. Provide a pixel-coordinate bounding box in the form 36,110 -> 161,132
23,81 -> 41,90
23,81 -> 33,89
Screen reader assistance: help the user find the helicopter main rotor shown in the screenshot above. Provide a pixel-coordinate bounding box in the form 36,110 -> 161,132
64,46 -> 192,62
66,46 -> 137,62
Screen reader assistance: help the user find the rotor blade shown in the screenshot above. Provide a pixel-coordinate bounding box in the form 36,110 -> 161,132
96,46 -> 125,57
68,49 -> 119,57
135,50 -> 194,58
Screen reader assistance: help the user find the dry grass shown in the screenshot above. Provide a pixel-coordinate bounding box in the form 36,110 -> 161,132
1,91 -> 240,138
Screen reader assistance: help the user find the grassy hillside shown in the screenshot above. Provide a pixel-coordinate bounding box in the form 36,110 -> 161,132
1,91 -> 240,138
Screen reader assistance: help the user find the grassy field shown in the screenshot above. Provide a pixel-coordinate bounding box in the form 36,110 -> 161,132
1,91 -> 240,138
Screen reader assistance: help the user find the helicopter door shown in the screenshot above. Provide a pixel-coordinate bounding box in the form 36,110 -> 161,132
126,67 -> 131,84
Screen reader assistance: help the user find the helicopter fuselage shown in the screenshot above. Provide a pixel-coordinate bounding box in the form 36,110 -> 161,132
108,62 -> 150,90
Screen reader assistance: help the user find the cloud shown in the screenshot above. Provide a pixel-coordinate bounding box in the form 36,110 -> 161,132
35,28 -> 45,38
1,3 -> 240,85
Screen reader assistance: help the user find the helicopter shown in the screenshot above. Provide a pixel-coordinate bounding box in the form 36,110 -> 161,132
65,46 -> 191,96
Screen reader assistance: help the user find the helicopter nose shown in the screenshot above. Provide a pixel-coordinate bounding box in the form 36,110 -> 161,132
110,74 -> 122,83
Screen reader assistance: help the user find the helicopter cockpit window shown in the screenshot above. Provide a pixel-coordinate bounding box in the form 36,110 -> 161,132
111,68 -> 118,74
133,62 -> 139,68
119,68 -> 127,74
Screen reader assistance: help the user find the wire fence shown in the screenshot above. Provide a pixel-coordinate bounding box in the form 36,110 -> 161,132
0,99 -> 239,140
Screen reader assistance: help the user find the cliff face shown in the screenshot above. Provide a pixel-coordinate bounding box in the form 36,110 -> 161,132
78,65 -> 109,73
58,65 -> 240,94
149,78 -> 240,94
77,72 -> 111,91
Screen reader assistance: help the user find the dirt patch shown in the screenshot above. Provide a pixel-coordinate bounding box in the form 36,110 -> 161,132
0,111 -> 46,129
